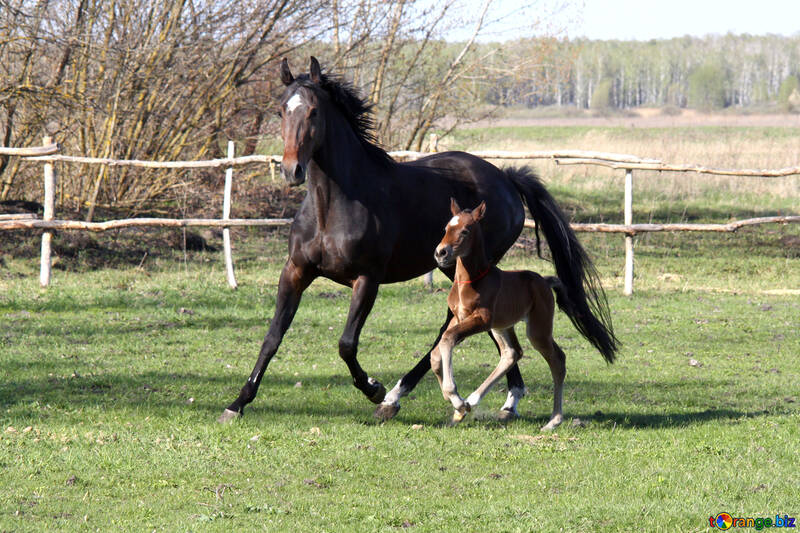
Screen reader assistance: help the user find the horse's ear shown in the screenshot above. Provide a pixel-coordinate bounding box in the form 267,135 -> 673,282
473,201 -> 487,221
280,58 -> 294,86
310,56 -> 322,83
450,197 -> 461,216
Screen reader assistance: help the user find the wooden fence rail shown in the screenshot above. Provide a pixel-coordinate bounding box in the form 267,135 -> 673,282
0,217 -> 294,231
1,137 -> 798,293
7,215 -> 798,235
0,143 -> 60,156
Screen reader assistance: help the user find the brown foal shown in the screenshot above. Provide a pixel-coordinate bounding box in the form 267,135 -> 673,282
433,198 -> 568,429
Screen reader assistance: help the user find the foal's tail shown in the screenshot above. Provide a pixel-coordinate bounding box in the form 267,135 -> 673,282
506,166 -> 619,363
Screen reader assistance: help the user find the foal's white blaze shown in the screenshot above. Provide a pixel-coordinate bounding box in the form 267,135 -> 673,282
286,94 -> 304,113
448,215 -> 461,227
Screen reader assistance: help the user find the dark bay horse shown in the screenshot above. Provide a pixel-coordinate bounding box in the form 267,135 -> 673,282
432,199 -> 609,429
217,57 -> 618,423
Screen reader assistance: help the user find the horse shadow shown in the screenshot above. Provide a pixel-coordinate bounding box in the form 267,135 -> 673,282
2,359 -> 793,428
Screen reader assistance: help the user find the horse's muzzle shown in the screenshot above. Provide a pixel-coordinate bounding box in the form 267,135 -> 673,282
281,161 -> 306,186
434,245 -> 454,268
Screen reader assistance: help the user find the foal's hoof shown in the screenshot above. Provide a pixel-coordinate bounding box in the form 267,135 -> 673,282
217,408 -> 240,424
366,379 -> 387,404
447,404 -> 471,427
497,408 -> 519,423
447,410 -> 468,427
374,402 -> 400,421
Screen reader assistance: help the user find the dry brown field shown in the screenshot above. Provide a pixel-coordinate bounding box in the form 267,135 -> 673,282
442,108 -> 800,201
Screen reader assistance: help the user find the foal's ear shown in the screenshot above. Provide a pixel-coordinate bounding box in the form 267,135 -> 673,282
310,56 -> 322,84
473,201 -> 487,221
280,58 -> 294,86
450,197 -> 462,216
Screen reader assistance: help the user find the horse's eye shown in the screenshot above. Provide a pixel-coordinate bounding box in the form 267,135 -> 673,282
308,108 -> 318,119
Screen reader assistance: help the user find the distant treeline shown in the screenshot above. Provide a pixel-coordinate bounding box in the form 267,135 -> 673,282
480,34 -> 800,110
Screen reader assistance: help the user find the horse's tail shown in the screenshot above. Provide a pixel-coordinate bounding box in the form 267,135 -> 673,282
506,166 -> 619,363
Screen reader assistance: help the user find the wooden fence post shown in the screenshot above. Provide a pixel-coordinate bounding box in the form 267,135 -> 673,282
223,141 -> 238,289
40,136 -> 56,288
419,134 -> 440,288
428,133 -> 439,153
623,168 -> 634,296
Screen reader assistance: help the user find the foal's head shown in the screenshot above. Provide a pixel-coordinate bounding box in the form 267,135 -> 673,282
434,198 -> 486,268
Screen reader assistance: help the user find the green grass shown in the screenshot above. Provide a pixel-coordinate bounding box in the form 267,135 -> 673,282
1,220 -> 799,531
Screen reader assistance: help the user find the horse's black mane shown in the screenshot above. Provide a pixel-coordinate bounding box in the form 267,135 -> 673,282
294,72 -> 393,166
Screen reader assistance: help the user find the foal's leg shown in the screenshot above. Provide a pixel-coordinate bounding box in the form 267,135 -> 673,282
525,282 -> 565,431
375,309 -> 526,421
465,327 -> 523,411
532,335 -> 566,431
218,259 -> 315,422
338,275 -> 386,403
429,343 -> 445,392
437,315 -> 490,425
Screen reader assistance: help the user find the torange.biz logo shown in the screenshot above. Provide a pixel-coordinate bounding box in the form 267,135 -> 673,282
709,513 -> 796,530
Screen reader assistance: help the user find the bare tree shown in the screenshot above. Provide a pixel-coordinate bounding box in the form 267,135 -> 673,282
1,0 -> 579,214
1,0 -> 329,217
319,0 -> 573,150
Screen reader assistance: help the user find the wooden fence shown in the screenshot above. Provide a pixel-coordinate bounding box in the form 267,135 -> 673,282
1,137 -> 798,294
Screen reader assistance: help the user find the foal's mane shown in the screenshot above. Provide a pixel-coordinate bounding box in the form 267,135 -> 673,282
294,72 -> 393,167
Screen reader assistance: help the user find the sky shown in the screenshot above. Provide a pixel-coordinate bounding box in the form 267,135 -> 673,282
458,0 -> 800,41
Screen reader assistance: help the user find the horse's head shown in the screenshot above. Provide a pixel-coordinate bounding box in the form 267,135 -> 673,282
434,198 -> 486,268
278,57 -> 326,186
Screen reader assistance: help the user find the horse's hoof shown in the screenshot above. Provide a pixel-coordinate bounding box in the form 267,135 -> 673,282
448,409 -> 468,427
366,379 -> 387,404
217,408 -> 240,424
374,402 -> 400,421
540,415 -> 563,432
497,408 -> 519,423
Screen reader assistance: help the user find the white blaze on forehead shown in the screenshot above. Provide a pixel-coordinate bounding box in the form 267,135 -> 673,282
448,215 -> 461,227
286,94 -> 304,113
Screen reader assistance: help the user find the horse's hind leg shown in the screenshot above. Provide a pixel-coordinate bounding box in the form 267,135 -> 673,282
219,259 -> 315,423
339,275 -> 386,403
500,359 -> 526,422
465,328 -> 523,412
376,308 -> 453,420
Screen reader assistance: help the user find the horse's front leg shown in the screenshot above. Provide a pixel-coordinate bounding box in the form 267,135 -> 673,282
375,308 -> 453,420
218,259 -> 315,423
339,275 -> 386,403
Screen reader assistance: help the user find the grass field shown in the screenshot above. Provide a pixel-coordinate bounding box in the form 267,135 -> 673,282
2,222 -> 798,531
2,123 -> 799,531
